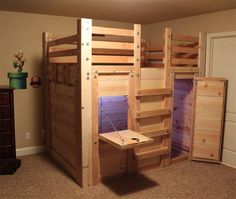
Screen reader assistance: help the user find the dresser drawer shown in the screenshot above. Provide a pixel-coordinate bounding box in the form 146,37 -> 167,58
0,119 -> 11,132
0,92 -> 10,105
0,146 -> 15,158
192,144 -> 219,160
0,106 -> 11,119
0,133 -> 12,146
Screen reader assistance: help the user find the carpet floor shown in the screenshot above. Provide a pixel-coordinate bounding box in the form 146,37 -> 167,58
0,153 -> 236,199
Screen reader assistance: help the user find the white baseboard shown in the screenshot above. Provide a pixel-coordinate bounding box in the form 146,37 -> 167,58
16,145 -> 46,157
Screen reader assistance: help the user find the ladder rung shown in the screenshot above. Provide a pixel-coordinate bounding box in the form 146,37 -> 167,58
135,108 -> 171,119
136,88 -> 172,97
135,147 -> 169,160
142,128 -> 169,138
170,67 -> 199,73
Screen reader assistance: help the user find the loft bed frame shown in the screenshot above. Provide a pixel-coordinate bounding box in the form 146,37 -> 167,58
42,19 -> 207,188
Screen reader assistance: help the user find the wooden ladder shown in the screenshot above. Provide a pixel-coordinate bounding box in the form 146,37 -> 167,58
133,28 -> 174,169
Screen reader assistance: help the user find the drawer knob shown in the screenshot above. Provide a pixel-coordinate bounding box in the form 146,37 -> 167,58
202,139 -> 206,143
210,154 -> 214,157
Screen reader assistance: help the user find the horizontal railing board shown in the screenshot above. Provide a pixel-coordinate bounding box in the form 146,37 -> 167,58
172,34 -> 199,43
172,46 -> 198,54
92,41 -> 134,50
48,35 -> 78,46
172,58 -> 198,65
92,26 -> 134,37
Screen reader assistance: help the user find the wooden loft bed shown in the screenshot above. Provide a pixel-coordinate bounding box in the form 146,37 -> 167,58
43,19 -> 226,189
43,18 -> 170,188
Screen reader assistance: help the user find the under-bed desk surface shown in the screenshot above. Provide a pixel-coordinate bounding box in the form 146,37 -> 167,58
99,130 -> 153,150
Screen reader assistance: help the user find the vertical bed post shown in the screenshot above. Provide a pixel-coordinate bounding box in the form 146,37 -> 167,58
76,18 -> 93,187
127,24 -> 141,173
162,28 -> 174,166
198,32 -> 206,77
42,32 -> 52,152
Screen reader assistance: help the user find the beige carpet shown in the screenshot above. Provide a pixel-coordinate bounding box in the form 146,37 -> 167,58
0,153 -> 236,199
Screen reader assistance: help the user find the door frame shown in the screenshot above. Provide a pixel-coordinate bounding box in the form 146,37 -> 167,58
206,31 -> 236,76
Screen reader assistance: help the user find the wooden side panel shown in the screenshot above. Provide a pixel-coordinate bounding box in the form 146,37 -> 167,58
191,78 -> 227,162
172,80 -> 193,153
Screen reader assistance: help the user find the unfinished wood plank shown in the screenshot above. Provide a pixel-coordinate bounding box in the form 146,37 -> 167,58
196,80 -> 225,97
135,108 -> 171,119
172,33 -> 199,43
93,49 -> 133,56
99,130 -> 153,150
172,58 -> 198,65
49,49 -> 77,57
49,56 -> 77,64
93,66 -> 134,74
145,45 -> 163,52
198,32 -> 206,76
142,63 -> 164,68
48,35 -> 78,46
136,88 -> 171,97
93,55 -> 134,64
92,41 -> 134,50
170,67 -> 199,73
145,53 -> 164,61
135,147 -> 169,160
92,26 -> 134,37
172,46 -> 198,54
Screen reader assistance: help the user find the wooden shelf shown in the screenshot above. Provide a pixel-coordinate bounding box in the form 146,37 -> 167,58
135,108 -> 171,119
136,88 -> 171,97
99,129 -> 153,150
135,147 -> 169,160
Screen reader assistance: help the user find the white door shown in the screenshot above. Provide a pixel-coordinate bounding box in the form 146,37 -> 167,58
206,31 -> 236,168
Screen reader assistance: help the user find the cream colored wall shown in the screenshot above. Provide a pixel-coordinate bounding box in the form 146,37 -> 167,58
0,11 -> 131,149
143,9 -> 236,44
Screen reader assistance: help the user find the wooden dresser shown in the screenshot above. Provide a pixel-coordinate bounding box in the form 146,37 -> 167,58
0,86 -> 16,159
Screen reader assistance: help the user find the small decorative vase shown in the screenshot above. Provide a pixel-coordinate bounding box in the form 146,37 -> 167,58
8,72 -> 28,89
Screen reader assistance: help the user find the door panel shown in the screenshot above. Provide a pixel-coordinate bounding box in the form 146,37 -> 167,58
206,32 -> 236,167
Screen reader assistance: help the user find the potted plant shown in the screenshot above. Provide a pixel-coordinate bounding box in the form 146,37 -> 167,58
8,51 -> 28,89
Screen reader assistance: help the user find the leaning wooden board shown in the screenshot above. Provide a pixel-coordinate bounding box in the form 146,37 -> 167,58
191,77 -> 227,162
99,129 -> 153,150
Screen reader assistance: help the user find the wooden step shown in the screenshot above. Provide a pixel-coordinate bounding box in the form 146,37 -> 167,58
170,67 -> 199,73
135,147 -> 169,160
142,127 -> 169,138
135,108 -> 171,119
136,88 -> 172,97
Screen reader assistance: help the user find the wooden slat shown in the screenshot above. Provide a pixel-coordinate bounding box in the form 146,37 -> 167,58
172,46 -> 198,54
175,74 -> 195,79
172,58 -> 198,65
142,63 -> 164,68
49,56 -> 77,63
145,54 -> 164,61
99,130 -> 153,150
92,55 -> 134,64
135,147 -> 169,160
145,45 -> 163,52
93,66 -> 134,74
172,33 -> 199,42
135,108 -> 171,119
136,88 -> 171,97
92,26 -> 134,37
93,49 -> 133,56
48,35 -> 78,46
92,41 -> 134,50
49,49 -> 77,57
170,67 -> 199,73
